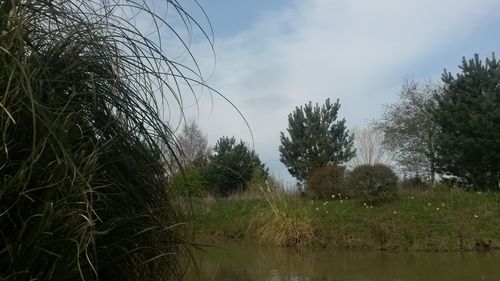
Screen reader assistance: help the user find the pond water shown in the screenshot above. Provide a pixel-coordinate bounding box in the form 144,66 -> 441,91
185,242 -> 500,281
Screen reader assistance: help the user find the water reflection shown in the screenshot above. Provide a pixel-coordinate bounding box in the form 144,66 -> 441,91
186,242 -> 500,281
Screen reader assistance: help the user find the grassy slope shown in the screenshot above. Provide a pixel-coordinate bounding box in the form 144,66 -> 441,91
192,190 -> 500,251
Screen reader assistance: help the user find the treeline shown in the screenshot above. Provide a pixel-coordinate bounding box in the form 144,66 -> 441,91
165,122 -> 269,197
171,54 -> 499,201
376,54 -> 499,190
277,53 -> 499,199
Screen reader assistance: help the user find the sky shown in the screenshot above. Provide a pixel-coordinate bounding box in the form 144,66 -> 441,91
155,0 -> 500,185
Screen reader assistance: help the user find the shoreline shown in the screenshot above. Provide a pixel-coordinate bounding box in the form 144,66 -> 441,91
191,190 -> 500,252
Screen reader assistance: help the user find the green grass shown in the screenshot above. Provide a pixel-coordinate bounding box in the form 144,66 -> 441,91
192,189 -> 500,251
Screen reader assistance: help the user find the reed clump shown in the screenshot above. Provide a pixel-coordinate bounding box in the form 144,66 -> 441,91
1,1 -> 211,280
249,183 -> 315,247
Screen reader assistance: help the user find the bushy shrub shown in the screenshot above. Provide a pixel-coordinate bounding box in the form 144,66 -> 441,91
307,165 -> 348,199
347,164 -> 398,204
169,168 -> 207,197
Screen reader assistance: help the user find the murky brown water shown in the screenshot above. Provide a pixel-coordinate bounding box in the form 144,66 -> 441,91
185,242 -> 500,281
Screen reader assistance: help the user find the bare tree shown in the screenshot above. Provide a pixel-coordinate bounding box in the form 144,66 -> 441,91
349,125 -> 395,168
159,120 -> 209,173
177,120 -> 210,168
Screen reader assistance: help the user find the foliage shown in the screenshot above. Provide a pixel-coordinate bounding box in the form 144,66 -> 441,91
435,53 -> 500,189
279,98 -> 355,182
376,80 -> 439,184
249,167 -> 270,188
307,165 -> 348,199
204,136 -> 269,196
169,167 -> 207,197
0,1 -> 211,280
347,164 -> 398,204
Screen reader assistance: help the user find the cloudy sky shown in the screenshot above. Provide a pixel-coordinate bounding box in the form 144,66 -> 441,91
160,0 -> 500,184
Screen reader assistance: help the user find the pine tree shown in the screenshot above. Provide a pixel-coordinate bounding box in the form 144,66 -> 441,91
435,53 -> 500,189
279,99 -> 355,182
204,136 -> 268,196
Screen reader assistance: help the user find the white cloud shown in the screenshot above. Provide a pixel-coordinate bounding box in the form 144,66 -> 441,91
177,0 -> 500,183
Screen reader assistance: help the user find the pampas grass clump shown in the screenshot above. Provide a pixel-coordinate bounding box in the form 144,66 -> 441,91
0,1 -> 211,280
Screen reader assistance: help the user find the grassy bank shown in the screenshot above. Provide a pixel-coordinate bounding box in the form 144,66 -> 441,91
192,189 -> 500,251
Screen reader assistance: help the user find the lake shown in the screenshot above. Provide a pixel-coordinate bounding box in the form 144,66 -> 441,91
186,242 -> 500,281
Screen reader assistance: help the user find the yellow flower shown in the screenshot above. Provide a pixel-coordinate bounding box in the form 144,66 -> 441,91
323,202 -> 327,206
340,199 -> 344,203
332,195 -> 336,199
474,214 -> 479,218
326,211 -> 329,214
441,203 -> 445,207
427,203 -> 432,206
393,211 -> 397,215
436,207 -> 440,211
315,207 -> 319,211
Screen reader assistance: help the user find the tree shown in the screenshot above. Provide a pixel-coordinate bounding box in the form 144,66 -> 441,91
349,125 -> 395,168
279,98 -> 355,183
162,120 -> 209,171
177,120 -> 209,168
435,54 -> 500,189
204,136 -> 269,196
375,80 -> 439,184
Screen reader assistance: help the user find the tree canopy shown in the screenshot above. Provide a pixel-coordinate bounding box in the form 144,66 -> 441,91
435,53 -> 500,189
204,136 -> 269,196
376,80 -> 439,184
279,98 -> 355,182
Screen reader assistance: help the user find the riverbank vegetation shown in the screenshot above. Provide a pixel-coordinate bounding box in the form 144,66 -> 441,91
192,182 -> 500,251
2,0 -> 499,279
0,1 -> 212,280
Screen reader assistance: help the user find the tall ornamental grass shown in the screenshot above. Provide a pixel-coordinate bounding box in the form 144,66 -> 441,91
1,0 -> 211,280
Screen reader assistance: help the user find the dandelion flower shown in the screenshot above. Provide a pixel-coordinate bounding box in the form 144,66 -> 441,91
316,207 -> 319,211
326,211 -> 329,214
441,203 -> 445,207
338,193 -> 341,196
323,202 -> 327,206
474,214 -> 478,218
340,199 -> 344,203
410,196 -> 414,200
436,207 -> 440,211
332,195 -> 336,199
393,211 -> 397,215
427,203 -> 432,206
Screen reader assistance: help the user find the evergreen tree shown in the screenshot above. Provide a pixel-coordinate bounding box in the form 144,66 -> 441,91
204,136 -> 269,196
279,99 -> 355,183
435,53 -> 500,189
